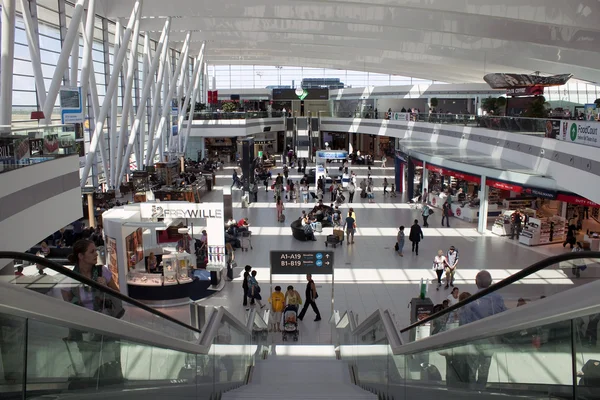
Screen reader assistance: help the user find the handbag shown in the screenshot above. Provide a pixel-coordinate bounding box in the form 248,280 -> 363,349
394,242 -> 399,251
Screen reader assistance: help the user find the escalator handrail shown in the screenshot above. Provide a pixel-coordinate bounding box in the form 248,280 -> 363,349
0,251 -> 202,334
399,251 -> 600,334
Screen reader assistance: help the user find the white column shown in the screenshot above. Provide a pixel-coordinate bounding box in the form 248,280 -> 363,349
114,3 -> 142,186
0,0 -> 16,129
149,32 -> 191,165
117,18 -> 170,183
178,43 -> 204,151
138,34 -> 150,166
183,54 -> 204,154
144,28 -> 171,166
42,0 -> 86,124
478,175 -> 489,233
69,23 -> 79,87
109,21 -> 121,187
80,1 -> 141,187
20,0 -> 46,107
160,57 -> 170,160
79,0 -> 95,116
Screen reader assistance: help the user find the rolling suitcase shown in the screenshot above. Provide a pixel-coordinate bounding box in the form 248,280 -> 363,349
314,222 -> 323,233
240,231 -> 253,251
325,234 -> 341,248
279,214 -> 286,223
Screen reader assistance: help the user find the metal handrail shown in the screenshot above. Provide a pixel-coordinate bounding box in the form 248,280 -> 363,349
1,251 -> 202,335
399,251 -> 600,334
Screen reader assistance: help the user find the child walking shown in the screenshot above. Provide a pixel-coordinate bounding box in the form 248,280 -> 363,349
268,286 -> 286,332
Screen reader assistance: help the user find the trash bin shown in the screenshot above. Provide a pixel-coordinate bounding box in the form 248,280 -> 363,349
206,177 -> 213,191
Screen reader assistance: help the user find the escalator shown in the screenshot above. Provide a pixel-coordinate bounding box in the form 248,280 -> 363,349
2,251 -> 600,399
332,251 -> 600,400
0,252 -> 265,399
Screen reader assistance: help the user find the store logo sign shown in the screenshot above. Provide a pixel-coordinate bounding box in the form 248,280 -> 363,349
570,123 -> 578,141
142,203 -> 223,220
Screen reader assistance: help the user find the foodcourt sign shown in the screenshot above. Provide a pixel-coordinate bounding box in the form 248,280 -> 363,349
559,121 -> 600,148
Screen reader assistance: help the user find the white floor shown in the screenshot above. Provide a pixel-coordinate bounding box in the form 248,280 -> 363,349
198,162 -> 600,345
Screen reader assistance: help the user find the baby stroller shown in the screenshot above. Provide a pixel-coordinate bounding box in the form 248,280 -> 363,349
282,305 -> 299,341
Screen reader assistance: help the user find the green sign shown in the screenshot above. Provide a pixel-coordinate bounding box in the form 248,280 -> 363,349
296,89 -> 308,101
258,151 -> 263,158
570,123 -> 578,141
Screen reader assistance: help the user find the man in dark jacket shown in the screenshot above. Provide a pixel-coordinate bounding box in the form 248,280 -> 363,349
442,201 -> 451,227
242,265 -> 254,308
409,219 -> 424,255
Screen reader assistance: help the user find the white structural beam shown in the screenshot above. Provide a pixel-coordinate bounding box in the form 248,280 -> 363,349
69,23 -> 79,87
117,18 -> 170,184
1,0 -> 16,129
178,42 -> 204,151
182,53 -> 204,154
79,0 -> 95,116
42,0 -> 85,124
144,27 -> 171,166
109,20 -> 121,187
114,3 -> 142,187
159,54 -> 170,160
80,1 -> 141,187
20,0 -> 46,107
149,31 -> 191,164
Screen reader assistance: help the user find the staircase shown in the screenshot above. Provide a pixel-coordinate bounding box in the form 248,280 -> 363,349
222,345 -> 377,400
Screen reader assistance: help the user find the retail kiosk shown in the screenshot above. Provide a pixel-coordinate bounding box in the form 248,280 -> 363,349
102,201 -> 226,305
315,150 -> 350,187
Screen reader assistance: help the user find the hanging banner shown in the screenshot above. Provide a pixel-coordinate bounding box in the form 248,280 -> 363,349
558,120 -> 600,148
59,87 -> 84,124
484,73 -> 572,89
506,86 -> 544,97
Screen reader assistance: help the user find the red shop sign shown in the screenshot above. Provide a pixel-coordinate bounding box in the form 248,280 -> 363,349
556,193 -> 600,208
425,164 -> 481,184
487,179 -> 523,193
425,164 -> 444,174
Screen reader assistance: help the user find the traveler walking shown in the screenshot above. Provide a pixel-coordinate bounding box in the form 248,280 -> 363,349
248,270 -> 265,309
347,181 -> 356,203
298,274 -> 321,321
422,203 -> 432,227
383,178 -> 389,195
442,201 -> 451,227
242,265 -> 254,308
409,219 -> 424,255
344,211 -> 356,244
445,246 -> 459,288
396,226 -> 405,256
433,250 -> 447,290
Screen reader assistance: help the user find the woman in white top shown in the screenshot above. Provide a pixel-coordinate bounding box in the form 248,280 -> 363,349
300,184 -> 309,203
432,249 -> 447,290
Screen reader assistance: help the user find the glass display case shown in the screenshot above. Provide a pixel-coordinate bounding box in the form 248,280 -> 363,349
127,271 -> 163,286
163,254 -> 178,285
177,252 -> 193,283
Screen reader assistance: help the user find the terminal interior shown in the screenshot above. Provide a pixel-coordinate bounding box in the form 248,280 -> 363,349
1,0 -> 600,399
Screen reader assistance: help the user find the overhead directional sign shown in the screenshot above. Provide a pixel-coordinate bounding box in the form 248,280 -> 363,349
270,251 -> 334,275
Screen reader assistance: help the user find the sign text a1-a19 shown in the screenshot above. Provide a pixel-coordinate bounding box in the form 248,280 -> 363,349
270,251 -> 334,275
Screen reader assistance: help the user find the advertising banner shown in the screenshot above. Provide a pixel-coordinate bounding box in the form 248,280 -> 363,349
59,87 -> 84,124
584,104 -> 598,121
486,179 -> 523,193
484,73 -> 572,89
545,120 -> 560,138
559,120 -> 600,148
390,112 -> 410,121
43,134 -> 59,154
556,193 -> 599,208
506,86 -> 544,97
106,236 -> 119,289
424,163 -> 481,184
29,138 -> 44,155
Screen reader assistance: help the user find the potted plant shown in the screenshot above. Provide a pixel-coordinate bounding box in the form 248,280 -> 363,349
222,102 -> 237,113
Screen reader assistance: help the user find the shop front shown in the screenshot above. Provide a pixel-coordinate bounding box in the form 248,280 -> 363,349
205,137 -> 236,162
102,201 -> 227,305
423,164 -> 501,223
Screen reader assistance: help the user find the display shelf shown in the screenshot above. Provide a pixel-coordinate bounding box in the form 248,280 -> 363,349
127,272 -> 163,286
519,216 -> 566,246
502,198 -> 536,210
492,209 -> 537,237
